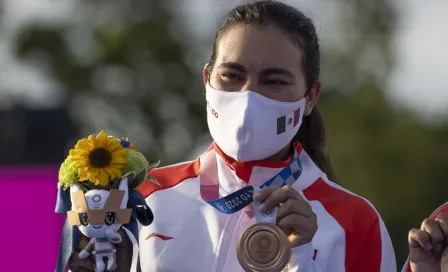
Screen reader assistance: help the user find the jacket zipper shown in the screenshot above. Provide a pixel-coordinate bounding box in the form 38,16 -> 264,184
214,173 -> 246,272
214,211 -> 243,272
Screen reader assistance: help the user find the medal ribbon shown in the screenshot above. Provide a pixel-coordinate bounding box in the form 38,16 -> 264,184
252,186 -> 279,223
199,148 -> 303,215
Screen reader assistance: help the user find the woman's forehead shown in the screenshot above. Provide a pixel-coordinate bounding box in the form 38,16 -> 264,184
216,24 -> 303,74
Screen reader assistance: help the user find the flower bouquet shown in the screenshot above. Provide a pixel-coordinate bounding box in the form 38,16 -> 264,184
55,131 -> 159,272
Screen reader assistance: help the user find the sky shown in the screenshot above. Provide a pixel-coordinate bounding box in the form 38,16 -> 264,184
389,0 -> 448,119
0,0 -> 447,119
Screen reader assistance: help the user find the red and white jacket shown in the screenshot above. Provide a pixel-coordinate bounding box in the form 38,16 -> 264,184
401,201 -> 448,272
137,143 -> 396,271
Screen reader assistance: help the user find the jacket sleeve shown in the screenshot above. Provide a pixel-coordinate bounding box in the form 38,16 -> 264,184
286,243 -> 322,272
287,216 -> 396,272
353,216 -> 396,272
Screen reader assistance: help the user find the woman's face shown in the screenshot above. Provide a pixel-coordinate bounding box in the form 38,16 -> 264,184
204,24 -> 320,111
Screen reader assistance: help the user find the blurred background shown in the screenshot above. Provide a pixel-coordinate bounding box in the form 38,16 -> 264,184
0,0 -> 447,270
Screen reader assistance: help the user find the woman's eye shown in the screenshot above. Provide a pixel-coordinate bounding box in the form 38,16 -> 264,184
104,212 -> 116,226
221,73 -> 241,81
79,213 -> 89,226
264,79 -> 287,85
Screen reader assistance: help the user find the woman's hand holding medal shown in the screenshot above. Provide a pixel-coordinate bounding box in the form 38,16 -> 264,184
253,185 -> 318,248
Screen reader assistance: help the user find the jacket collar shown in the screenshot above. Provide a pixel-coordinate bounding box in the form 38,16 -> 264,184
211,142 -> 303,184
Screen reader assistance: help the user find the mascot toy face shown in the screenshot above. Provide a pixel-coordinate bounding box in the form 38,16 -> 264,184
67,176 -> 132,239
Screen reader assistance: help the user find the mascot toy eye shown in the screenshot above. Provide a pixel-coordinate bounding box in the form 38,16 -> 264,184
54,131 -> 160,272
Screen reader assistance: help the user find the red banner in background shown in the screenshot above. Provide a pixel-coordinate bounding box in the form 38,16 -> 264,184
0,166 -> 64,272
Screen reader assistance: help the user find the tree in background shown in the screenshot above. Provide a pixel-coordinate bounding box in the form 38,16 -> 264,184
11,0 -> 448,267
316,0 -> 448,266
14,0 -> 206,165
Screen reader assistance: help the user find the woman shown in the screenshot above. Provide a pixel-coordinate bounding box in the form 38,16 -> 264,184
137,1 -> 396,271
402,203 -> 448,272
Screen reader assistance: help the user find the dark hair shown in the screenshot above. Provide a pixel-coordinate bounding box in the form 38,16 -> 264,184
207,0 -> 337,182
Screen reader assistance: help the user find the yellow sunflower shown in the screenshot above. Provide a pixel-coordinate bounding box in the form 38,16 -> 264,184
69,130 -> 128,186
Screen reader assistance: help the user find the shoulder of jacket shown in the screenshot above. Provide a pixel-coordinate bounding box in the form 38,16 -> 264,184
304,176 -> 381,227
136,158 -> 200,198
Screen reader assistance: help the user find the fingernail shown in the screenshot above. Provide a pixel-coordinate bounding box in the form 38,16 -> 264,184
258,204 -> 265,212
426,243 -> 433,251
253,193 -> 261,200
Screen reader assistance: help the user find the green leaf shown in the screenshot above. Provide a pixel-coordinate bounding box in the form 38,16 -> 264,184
147,176 -> 161,187
147,160 -> 161,170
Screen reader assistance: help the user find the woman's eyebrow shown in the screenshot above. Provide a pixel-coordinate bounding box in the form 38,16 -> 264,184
217,62 -> 247,73
217,63 -> 294,79
259,68 -> 294,79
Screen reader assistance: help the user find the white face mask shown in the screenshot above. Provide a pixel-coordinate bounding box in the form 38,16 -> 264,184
206,84 -> 306,162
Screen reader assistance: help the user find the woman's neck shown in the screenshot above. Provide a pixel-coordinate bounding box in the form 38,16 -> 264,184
265,143 -> 293,162
214,142 -> 294,164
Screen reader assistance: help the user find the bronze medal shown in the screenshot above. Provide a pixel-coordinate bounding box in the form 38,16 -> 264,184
237,222 -> 291,272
